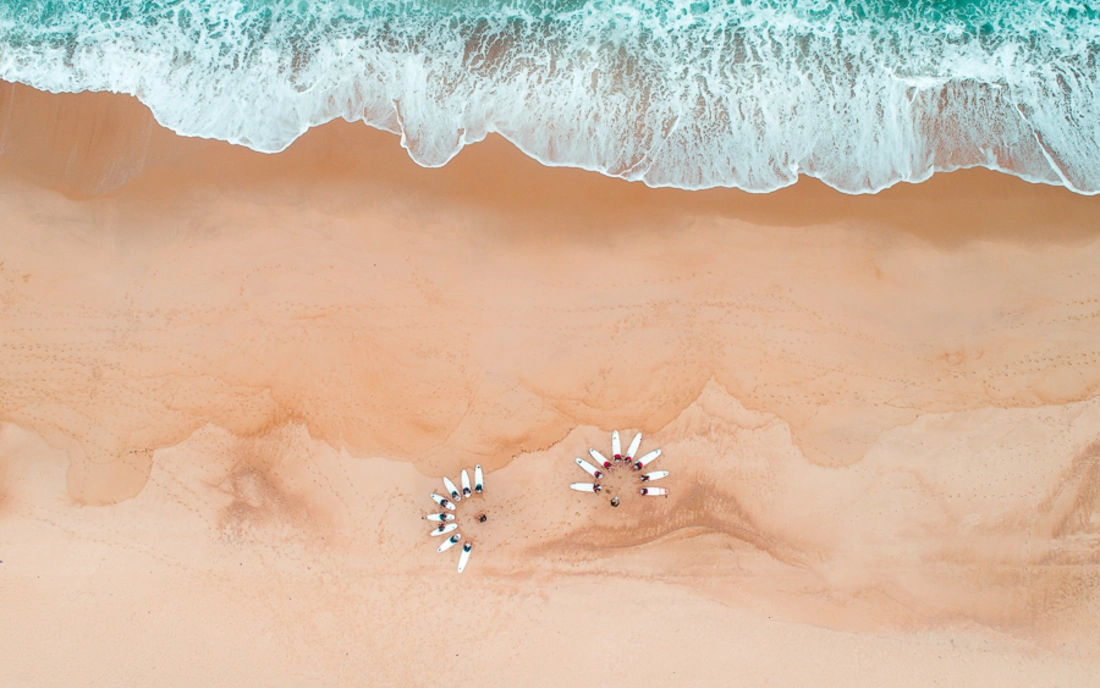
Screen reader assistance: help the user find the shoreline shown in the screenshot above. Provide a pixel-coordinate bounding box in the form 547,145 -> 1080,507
3,81 -> 1100,248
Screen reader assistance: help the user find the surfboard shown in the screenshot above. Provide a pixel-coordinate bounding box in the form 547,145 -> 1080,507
640,487 -> 669,497
589,448 -> 612,469
461,469 -> 472,498
457,542 -> 473,573
430,522 -> 458,537
633,449 -> 662,470
625,432 -> 642,462
639,470 -> 669,482
570,482 -> 602,493
437,534 -> 461,552
426,512 -> 455,522
475,464 -> 483,493
430,493 -> 456,511
575,457 -> 603,479
612,430 -> 621,460
443,476 -> 461,502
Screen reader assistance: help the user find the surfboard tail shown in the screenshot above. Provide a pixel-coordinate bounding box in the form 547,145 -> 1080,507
437,533 -> 462,552
633,449 -> 661,470
576,457 -> 603,479
589,448 -> 612,469
430,493 -> 456,511
443,476 -> 461,501
458,542 -> 473,573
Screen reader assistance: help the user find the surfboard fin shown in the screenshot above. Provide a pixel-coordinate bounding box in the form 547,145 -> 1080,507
443,476 -> 461,502
458,542 -> 473,573
570,482 -> 601,493
437,533 -> 462,553
430,493 -> 456,511
589,448 -> 612,469
576,457 -> 603,479
633,449 -> 661,470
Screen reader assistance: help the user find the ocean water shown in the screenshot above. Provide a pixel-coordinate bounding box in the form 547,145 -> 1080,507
1,0 -> 1097,193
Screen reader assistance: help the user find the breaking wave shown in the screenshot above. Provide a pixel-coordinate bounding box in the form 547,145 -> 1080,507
1,0 -> 1098,193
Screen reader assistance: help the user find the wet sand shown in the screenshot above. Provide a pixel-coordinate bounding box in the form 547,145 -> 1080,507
1,81 -> 1099,685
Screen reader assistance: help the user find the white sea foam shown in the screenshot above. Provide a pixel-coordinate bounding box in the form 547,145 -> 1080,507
1,0 -> 1098,193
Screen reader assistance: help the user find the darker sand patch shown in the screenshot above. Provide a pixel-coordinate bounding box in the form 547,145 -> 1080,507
550,477 -> 809,570
215,438 -> 334,546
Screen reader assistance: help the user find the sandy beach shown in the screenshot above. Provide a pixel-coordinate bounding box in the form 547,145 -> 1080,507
2,81 -> 1100,685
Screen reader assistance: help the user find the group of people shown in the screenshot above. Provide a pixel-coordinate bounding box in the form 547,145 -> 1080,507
570,431 -> 671,502
427,466 -> 485,573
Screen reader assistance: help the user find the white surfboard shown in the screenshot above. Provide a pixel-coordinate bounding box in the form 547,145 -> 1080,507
589,448 -> 612,469
612,430 -> 621,460
639,470 -> 669,482
475,464 -> 483,493
426,512 -> 456,522
640,487 -> 669,497
430,493 -> 456,511
570,482 -> 602,493
633,449 -> 661,470
461,469 -> 472,498
443,476 -> 461,502
625,432 -> 642,462
575,457 -> 603,479
457,542 -> 472,573
430,522 -> 458,537
437,534 -> 461,552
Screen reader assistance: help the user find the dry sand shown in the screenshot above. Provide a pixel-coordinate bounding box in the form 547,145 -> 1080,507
1,80 -> 1099,686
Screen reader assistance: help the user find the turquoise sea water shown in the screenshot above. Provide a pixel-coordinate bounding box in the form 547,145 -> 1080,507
1,0 -> 1097,193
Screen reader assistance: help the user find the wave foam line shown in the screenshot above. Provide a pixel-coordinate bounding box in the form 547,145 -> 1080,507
1,0 -> 1098,194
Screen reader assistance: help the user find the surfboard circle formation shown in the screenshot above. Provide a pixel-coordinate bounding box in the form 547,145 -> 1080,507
427,465 -> 486,573
570,431 -> 670,506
